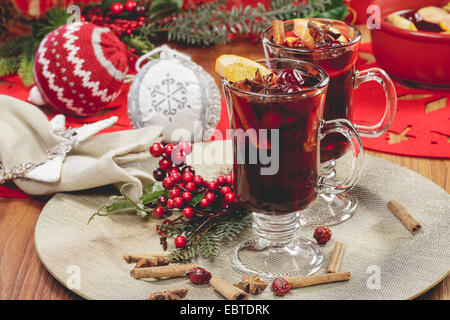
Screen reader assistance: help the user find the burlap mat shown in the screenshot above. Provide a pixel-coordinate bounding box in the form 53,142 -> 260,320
34,141 -> 450,300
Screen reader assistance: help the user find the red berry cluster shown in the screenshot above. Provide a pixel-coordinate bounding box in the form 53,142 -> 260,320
150,141 -> 236,248
313,226 -> 332,245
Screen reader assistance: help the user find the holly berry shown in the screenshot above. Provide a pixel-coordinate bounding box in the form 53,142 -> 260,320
186,267 -> 212,285
110,2 -> 124,14
124,0 -> 137,12
185,181 -> 196,192
169,187 -> 180,198
159,158 -> 173,171
164,144 -> 174,157
181,165 -> 195,175
216,175 -> 226,185
205,192 -> 215,203
153,206 -> 165,218
162,177 -> 175,190
225,174 -> 233,185
313,226 -> 332,245
156,219 -> 171,235
182,206 -> 194,218
157,195 -> 168,206
173,196 -> 184,208
182,171 -> 194,183
199,198 -> 210,208
224,192 -> 236,203
208,181 -> 219,190
177,141 -> 192,155
170,172 -> 182,183
136,5 -> 145,14
182,191 -> 192,201
174,235 -> 187,248
193,175 -> 203,185
169,167 -> 179,175
220,186 -> 232,195
271,277 -> 290,296
172,151 -> 186,165
167,198 -> 175,209
153,168 -> 166,181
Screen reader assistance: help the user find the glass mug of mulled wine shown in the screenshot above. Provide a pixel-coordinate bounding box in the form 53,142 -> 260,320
262,19 -> 397,226
222,58 -> 364,278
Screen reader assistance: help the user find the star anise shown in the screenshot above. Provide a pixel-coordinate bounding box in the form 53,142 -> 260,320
245,69 -> 281,94
234,276 -> 268,295
146,289 -> 188,300
308,21 -> 344,48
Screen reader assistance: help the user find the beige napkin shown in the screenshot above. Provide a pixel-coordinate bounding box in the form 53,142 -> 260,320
0,95 -> 163,200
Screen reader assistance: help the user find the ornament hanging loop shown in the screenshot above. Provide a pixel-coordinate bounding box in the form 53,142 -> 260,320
135,45 -> 192,72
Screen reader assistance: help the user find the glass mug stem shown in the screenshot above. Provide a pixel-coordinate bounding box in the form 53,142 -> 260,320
354,68 -> 397,137
318,119 -> 364,195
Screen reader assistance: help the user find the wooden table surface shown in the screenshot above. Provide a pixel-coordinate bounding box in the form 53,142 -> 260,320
0,26 -> 448,300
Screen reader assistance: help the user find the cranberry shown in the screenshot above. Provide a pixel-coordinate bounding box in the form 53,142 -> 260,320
277,69 -> 305,87
216,175 -> 226,185
110,2 -> 124,14
271,277 -> 290,296
182,206 -> 194,218
205,192 -> 215,203
313,226 -> 332,245
220,186 -> 232,196
164,144 -> 174,157
159,158 -> 172,171
199,198 -> 210,208
162,177 -> 174,190
167,198 -> 175,209
169,187 -> 180,198
177,141 -> 192,155
185,182 -> 196,192
182,191 -> 192,201
174,235 -> 187,248
193,175 -> 203,185
124,0 -> 137,12
225,174 -> 233,185
224,192 -> 236,203
173,196 -> 184,208
170,172 -> 182,183
169,167 -> 179,175
186,267 -> 212,285
136,5 -> 145,14
152,168 -> 166,181
283,85 -> 303,94
153,206 -> 165,218
157,195 -> 168,206
208,181 -> 219,190
182,171 -> 194,183
150,143 -> 164,157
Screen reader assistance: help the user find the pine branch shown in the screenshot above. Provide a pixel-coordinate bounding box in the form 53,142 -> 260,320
0,37 -> 24,58
17,54 -> 34,86
0,56 -> 20,77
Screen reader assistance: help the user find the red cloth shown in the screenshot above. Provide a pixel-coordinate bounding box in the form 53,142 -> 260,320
1,42 -> 449,198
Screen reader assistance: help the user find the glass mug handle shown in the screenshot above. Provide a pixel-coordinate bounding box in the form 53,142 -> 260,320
353,68 -> 397,137
318,119 -> 364,194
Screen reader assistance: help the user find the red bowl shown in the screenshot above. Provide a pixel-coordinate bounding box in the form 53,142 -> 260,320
370,0 -> 450,89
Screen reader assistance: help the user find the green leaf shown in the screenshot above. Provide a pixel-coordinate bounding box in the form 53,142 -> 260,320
150,0 -> 182,20
140,189 -> 169,204
190,194 -> 204,207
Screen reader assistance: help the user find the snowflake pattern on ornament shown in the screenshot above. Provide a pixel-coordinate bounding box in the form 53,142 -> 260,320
149,73 -> 190,121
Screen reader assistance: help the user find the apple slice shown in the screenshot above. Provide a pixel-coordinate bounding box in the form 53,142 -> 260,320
418,6 -> 448,24
386,14 -> 418,31
293,19 -> 315,49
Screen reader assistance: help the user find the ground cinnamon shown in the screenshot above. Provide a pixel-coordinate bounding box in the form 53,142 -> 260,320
210,276 -> 249,300
327,241 -> 344,273
286,272 -> 350,288
130,264 -> 198,279
387,200 -> 422,235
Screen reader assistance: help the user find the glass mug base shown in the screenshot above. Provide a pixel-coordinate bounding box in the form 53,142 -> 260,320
299,192 -> 358,226
230,212 -> 324,279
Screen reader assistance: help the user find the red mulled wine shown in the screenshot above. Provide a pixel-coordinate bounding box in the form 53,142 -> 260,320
226,69 -> 327,214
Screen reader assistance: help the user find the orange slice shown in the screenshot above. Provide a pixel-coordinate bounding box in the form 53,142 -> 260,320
293,19 -> 315,49
440,14 -> 450,31
215,55 -> 271,82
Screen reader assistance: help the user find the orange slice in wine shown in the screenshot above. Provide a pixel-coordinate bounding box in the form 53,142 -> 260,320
215,55 -> 271,82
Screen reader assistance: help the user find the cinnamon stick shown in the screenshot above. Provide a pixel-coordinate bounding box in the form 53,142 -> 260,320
123,253 -> 170,263
286,272 -> 350,288
327,241 -> 344,273
130,264 -> 198,279
387,200 -> 422,235
210,276 -> 249,300
272,20 -> 285,45
135,257 -> 169,268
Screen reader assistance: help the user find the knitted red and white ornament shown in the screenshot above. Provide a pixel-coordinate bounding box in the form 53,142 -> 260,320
29,22 -> 128,116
